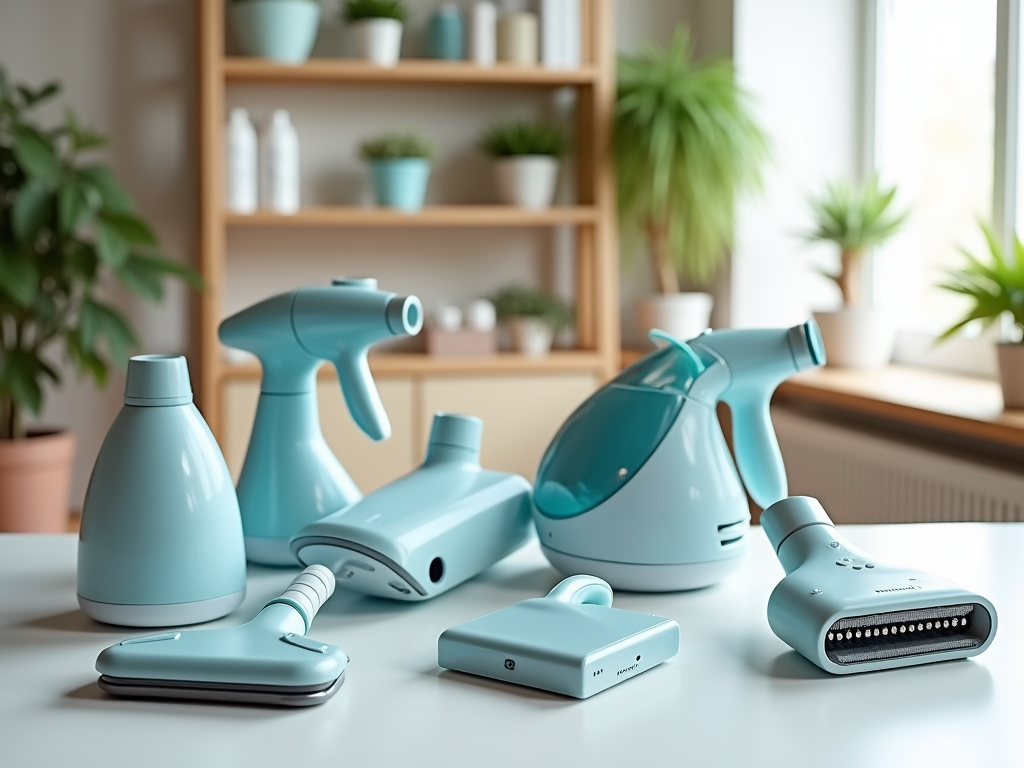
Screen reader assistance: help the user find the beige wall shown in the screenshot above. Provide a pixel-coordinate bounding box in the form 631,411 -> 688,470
1,0 -> 698,508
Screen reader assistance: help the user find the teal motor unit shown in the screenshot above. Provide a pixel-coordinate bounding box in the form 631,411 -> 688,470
533,322 -> 825,591
219,278 -> 423,566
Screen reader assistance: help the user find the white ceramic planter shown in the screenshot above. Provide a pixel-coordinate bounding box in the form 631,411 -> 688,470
812,307 -> 895,368
353,18 -> 403,67
494,156 -> 559,209
509,317 -> 554,356
636,292 -> 713,343
997,343 -> 1024,408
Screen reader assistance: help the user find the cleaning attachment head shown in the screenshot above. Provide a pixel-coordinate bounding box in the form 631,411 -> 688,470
437,575 -> 679,698
95,566 -> 348,706
762,496 -> 997,674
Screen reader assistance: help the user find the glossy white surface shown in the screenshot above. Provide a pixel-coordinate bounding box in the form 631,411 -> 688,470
0,525 -> 1018,767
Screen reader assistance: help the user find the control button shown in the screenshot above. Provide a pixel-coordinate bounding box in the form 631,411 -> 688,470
865,563 -> 875,569
344,560 -> 375,572
389,582 -> 412,595
280,633 -> 328,654
852,565 -> 862,570
835,560 -> 848,566
120,632 -> 181,645
339,570 -> 355,580
810,589 -> 822,595
829,541 -> 840,548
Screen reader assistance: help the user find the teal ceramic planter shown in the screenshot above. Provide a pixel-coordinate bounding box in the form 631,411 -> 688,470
229,0 -> 321,64
370,158 -> 431,211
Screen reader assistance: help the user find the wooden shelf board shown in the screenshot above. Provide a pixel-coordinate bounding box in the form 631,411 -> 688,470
218,351 -> 606,380
224,57 -> 598,87
225,206 -> 599,228
775,364 -> 1024,450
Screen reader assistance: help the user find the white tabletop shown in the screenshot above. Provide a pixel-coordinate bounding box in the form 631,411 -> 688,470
0,525 -> 1018,767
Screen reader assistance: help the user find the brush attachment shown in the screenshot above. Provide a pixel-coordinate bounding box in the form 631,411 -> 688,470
762,496 -> 997,674
438,575 -> 680,698
95,565 -> 348,706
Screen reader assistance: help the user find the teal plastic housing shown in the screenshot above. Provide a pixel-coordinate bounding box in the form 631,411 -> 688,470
762,496 -> 998,675
291,413 -> 533,601
78,355 -> 247,626
438,575 -> 680,699
219,279 -> 423,566
532,322 -> 824,592
228,0 -> 321,64
370,159 -> 431,212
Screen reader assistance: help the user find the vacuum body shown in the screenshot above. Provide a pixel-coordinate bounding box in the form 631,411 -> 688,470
762,496 -> 998,674
219,278 -> 423,565
291,414 -> 533,601
533,322 -> 825,591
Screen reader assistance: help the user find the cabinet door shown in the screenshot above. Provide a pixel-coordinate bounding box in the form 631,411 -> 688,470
420,374 -> 598,481
221,378 -> 416,493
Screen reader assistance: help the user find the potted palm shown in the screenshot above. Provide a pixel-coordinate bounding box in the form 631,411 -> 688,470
804,176 -> 908,368
0,73 -> 201,532
615,29 -> 768,342
229,0 -> 321,64
359,132 -> 433,212
479,121 -> 567,209
937,223 -> 1024,408
345,0 -> 407,68
491,286 -> 573,357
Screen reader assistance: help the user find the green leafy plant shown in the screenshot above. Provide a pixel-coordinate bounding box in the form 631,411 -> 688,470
479,121 -> 567,158
490,286 -> 574,330
615,28 -> 769,293
804,176 -> 908,308
343,0 -> 407,23
0,72 -> 202,440
936,222 -> 1024,342
359,132 -> 433,161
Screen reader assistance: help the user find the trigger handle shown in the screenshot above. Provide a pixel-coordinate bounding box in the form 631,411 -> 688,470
725,390 -> 788,509
334,350 -> 390,442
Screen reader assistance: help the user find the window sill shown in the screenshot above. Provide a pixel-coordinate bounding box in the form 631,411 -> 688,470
775,365 -> 1024,450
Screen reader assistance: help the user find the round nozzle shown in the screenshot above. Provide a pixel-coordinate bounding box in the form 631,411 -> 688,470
545,575 -> 614,607
788,320 -> 826,370
761,496 -> 834,552
425,413 -> 482,464
124,355 -> 193,407
387,295 -> 424,337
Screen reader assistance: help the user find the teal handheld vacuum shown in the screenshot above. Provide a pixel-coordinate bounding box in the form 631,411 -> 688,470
533,322 -> 825,591
762,496 -> 997,674
220,278 -> 423,565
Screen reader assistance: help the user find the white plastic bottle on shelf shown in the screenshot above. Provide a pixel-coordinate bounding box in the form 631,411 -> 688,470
226,108 -> 258,214
470,2 -> 497,66
260,109 -> 300,214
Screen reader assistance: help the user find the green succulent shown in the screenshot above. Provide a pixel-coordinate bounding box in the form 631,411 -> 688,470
614,28 -> 769,292
0,71 -> 202,440
343,0 -> 407,23
359,132 -> 433,161
490,286 -> 574,330
937,222 -> 1024,342
479,121 -> 567,158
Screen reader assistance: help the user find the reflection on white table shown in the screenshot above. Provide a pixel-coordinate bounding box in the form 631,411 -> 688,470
0,525 -> 1017,768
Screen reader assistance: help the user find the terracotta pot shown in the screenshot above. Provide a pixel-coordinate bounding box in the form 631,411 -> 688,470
812,307 -> 895,368
997,343 -> 1024,409
0,430 -> 76,532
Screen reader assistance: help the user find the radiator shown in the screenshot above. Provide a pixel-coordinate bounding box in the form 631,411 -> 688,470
773,407 -> 1024,524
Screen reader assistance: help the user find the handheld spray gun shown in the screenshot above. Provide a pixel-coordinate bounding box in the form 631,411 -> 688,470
220,278 -> 423,566
533,321 -> 825,591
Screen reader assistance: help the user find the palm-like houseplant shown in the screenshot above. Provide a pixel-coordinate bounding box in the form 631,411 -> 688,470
937,222 -> 1024,407
803,176 -> 908,368
0,72 -> 201,530
615,28 -> 768,340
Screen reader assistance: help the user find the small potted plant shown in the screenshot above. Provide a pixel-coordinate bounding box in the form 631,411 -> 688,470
0,72 -> 202,532
490,286 -> 573,357
479,120 -> 567,209
345,0 -> 407,68
615,29 -> 769,342
937,223 -> 1024,408
359,132 -> 433,212
229,0 -> 322,65
804,176 -> 908,368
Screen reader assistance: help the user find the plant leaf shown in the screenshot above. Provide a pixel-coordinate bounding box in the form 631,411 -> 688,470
98,210 -> 157,246
10,179 -> 52,246
12,125 -> 60,184
57,179 -> 97,237
0,244 -> 39,307
95,220 -> 129,267
3,348 -> 43,415
77,165 -> 134,212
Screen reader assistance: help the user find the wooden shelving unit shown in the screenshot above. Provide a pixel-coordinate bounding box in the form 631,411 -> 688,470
197,0 -> 618,438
